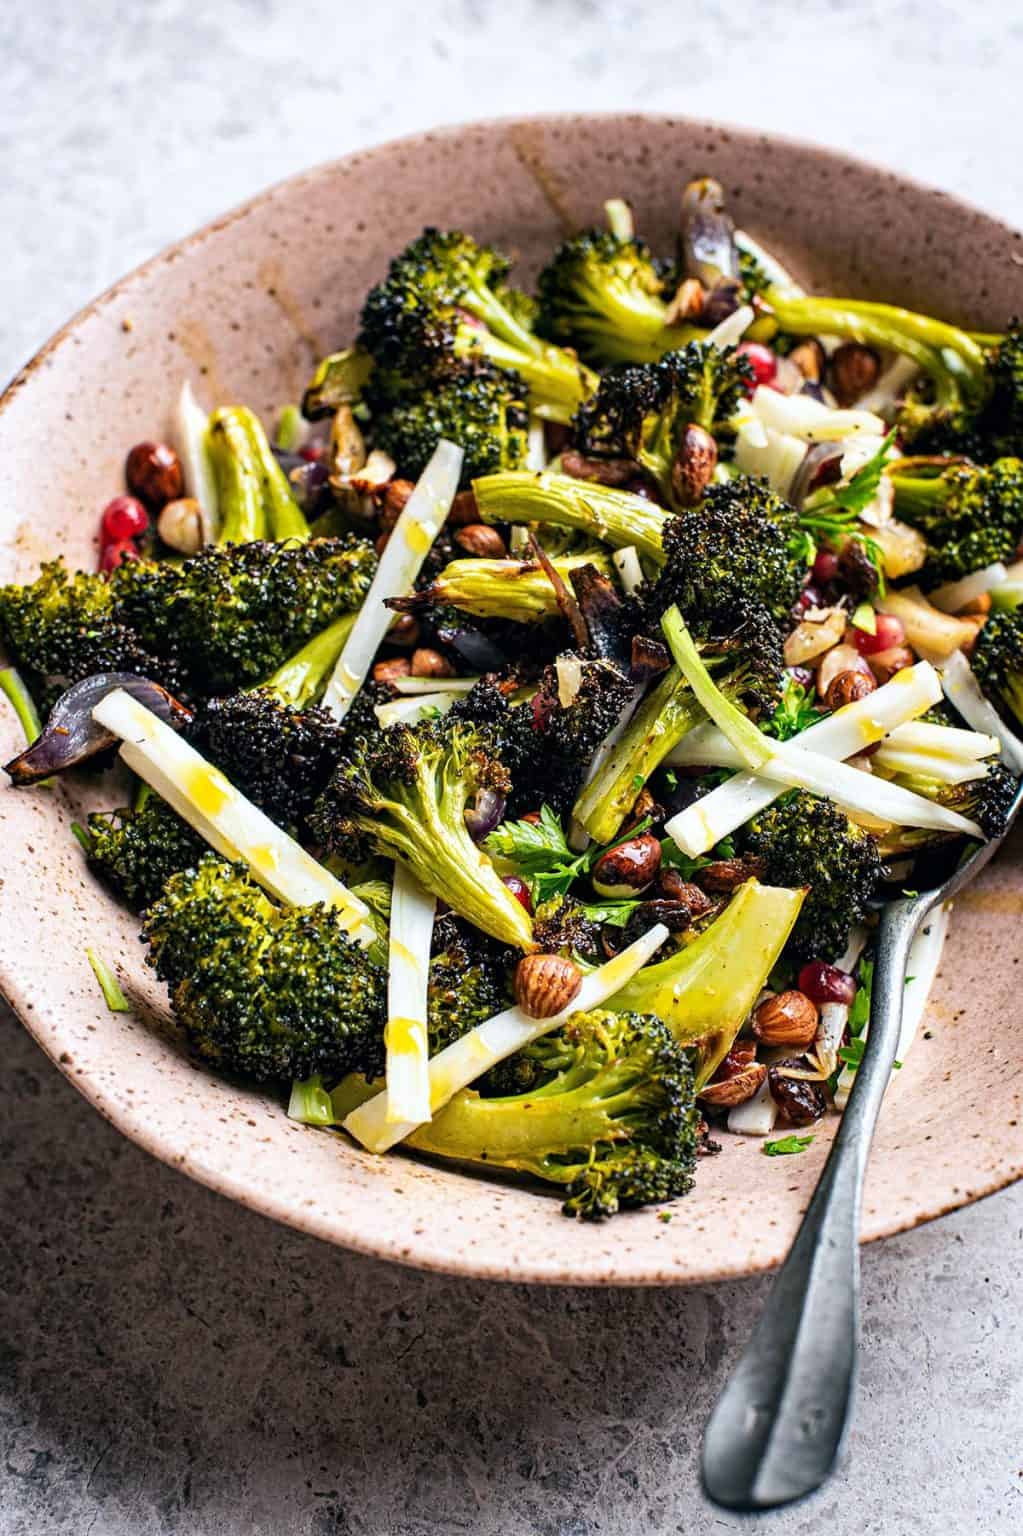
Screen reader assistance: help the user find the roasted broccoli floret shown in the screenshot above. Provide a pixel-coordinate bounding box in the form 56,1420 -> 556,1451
878,761 -> 1017,857
536,228 -> 689,366
406,1009 -> 701,1219
116,536 -> 376,694
83,795 -> 206,912
427,912 -> 514,1056
888,457 -> 1023,585
573,343 -> 754,507
645,478 -> 803,627
368,362 -> 530,484
737,791 -> 883,964
358,227 -> 597,422
311,717 -> 534,949
970,605 -> 1023,728
983,323 -> 1023,459
142,855 -> 385,1084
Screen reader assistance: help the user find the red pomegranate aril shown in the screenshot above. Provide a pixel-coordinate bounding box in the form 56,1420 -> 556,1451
798,961 -> 857,1007
812,549 -> 840,585
300,442 -> 324,463
852,613 -> 905,656
101,495 -> 149,542
737,341 -> 778,386
502,875 -> 533,915
99,538 -> 141,572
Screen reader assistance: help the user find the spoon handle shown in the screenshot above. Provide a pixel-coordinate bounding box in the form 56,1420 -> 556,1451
701,899 -> 919,1511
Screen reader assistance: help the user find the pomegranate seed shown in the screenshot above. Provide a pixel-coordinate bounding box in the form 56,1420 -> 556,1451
100,538 -> 141,572
852,613 -> 905,656
737,341 -> 778,386
502,875 -> 533,915
798,961 -> 856,1007
101,495 -> 149,542
812,549 -> 840,584
300,442 -> 324,463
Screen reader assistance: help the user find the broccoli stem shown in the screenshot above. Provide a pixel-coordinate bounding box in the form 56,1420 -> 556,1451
241,408 -> 310,541
207,408 -> 268,543
573,666 -> 703,843
86,947 -> 131,1013
474,472 -> 669,564
459,329 -> 595,423
262,613 -> 357,708
887,474 -> 950,517
418,552 -> 614,622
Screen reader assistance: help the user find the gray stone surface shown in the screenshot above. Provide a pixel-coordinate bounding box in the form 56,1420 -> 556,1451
1,1 -> 1021,1531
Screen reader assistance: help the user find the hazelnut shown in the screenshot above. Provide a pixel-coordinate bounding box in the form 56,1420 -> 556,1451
410,647 -> 455,678
670,423 -> 718,508
700,1060 -> 767,1108
561,448 -> 642,488
156,496 -> 204,555
448,489 -> 480,527
371,657 -> 411,685
591,833 -> 662,897
125,441 -> 184,508
379,478 -> 415,532
829,343 -> 881,407
824,668 -> 876,711
663,277 -> 706,325
454,523 -> 507,559
698,855 -> 766,893
788,338 -> 826,383
387,614 -> 421,649
768,1060 -> 826,1126
959,592 -> 992,618
866,644 -> 915,685
753,989 -> 819,1048
514,953 -> 583,1019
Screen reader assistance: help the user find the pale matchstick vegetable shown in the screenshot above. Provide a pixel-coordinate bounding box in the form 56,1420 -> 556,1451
92,689 -> 378,949
612,545 -> 644,596
176,380 -> 218,543
749,385 -> 886,443
940,650 -> 1023,774
704,304 -> 754,349
392,676 -> 479,696
727,1072 -> 778,1137
929,563 -> 1008,614
384,863 -> 436,1126
603,197 -> 634,241
374,692 -> 458,729
871,719 -> 999,785
343,922 -> 671,1154
322,439 -> 463,721
733,230 -> 805,298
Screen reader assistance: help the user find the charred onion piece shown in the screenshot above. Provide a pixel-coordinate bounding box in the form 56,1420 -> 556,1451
526,532 -> 589,651
569,562 -> 630,664
3,673 -> 192,785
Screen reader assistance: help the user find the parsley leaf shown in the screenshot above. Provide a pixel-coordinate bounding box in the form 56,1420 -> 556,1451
764,676 -> 821,742
763,1134 -> 815,1156
485,807 -> 654,906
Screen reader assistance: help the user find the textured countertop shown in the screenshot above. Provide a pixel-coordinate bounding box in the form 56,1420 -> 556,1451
2,2 -> 1022,1532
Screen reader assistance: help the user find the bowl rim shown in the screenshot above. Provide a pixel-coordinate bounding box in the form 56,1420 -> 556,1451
3,111 -> 1021,1286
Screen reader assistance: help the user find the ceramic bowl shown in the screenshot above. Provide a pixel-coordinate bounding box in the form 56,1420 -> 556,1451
2,115 -> 1021,1286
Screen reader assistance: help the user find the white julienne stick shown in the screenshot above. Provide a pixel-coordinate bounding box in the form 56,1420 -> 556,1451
384,864 -> 436,1126
92,689 -> 378,948
664,663 -> 944,854
176,381 -> 219,543
322,439 -> 463,720
344,922 -> 670,1154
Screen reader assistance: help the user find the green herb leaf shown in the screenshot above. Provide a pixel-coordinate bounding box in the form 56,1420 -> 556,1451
579,898 -> 643,927
765,676 -> 821,742
763,1134 -> 815,1157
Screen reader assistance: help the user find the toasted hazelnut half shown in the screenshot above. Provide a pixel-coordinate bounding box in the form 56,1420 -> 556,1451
410,647 -> 455,678
372,657 -> 411,685
788,338 -> 826,382
700,1061 -> 767,1107
866,644 -> 915,685
514,954 -> 582,1019
829,342 -> 881,407
753,989 -> 819,1048
591,833 -> 662,897
671,423 -> 718,508
454,523 -> 507,559
447,489 -> 480,527
157,496 -> 204,554
824,668 -> 876,711
379,478 -> 415,531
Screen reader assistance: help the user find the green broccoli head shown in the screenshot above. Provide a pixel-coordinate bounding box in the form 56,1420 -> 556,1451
970,605 -> 1023,728
536,228 -> 678,365
311,717 -> 534,949
369,362 -> 530,484
647,477 -> 803,627
739,791 -> 882,963
879,761 -> 1018,857
898,322 -> 1023,460
115,536 -> 376,695
143,855 -> 385,1084
407,1008 -> 702,1219
889,457 -> 1023,585
427,912 -> 515,1056
984,323 -> 1023,458
84,796 -> 206,912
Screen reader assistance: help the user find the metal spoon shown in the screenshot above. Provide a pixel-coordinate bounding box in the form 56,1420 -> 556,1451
701,782 -> 1023,1511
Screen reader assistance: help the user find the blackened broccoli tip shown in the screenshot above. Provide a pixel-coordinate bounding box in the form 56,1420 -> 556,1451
142,855 -> 385,1085
536,228 -> 675,364
369,363 -> 530,485
890,457 -> 1023,585
900,322 -> 1023,460
969,605 -> 1023,729
427,913 -> 514,1057
407,1008 -> 701,1219
84,797 -> 206,913
739,792 -> 882,964
311,716 -> 535,950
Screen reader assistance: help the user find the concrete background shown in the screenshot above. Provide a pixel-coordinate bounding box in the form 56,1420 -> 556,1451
1,1 -> 1021,1531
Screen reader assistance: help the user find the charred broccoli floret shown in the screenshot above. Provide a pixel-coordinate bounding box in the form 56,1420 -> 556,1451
573,343 -> 754,507
358,227 -> 597,422
737,791 -> 883,964
896,322 -> 1023,459
536,228 -> 689,366
427,912 -> 514,1056
888,457 -> 1023,585
311,717 -> 534,949
142,855 -> 385,1084
969,605 -> 1023,728
406,1008 -> 701,1219
82,796 -> 206,912
878,761 -> 1017,856
368,362 -> 530,484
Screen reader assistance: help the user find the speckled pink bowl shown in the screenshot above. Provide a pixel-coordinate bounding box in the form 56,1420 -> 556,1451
2,115 -> 1022,1285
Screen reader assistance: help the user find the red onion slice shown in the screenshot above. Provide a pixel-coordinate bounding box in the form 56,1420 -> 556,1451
4,673 -> 192,784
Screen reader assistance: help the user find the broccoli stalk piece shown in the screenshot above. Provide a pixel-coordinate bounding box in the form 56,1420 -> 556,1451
207,405 -> 310,543
143,855 -> 386,1084
312,718 -> 535,949
359,228 -> 598,422
970,605 -> 1023,728
391,551 -> 615,623
406,1009 -> 701,1219
572,344 -> 755,508
888,457 -> 1023,585
536,229 -> 694,366
474,470 -> 671,564
737,791 -> 883,964
368,363 -> 530,484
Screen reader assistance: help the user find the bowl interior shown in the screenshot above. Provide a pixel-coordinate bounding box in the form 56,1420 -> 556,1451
2,114 -> 1022,1285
